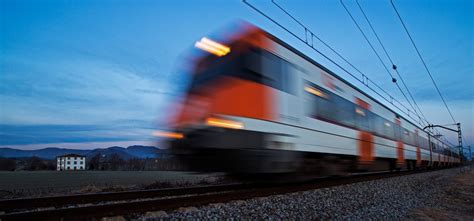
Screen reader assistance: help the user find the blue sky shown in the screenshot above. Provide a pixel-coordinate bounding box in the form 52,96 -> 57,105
0,0 -> 472,152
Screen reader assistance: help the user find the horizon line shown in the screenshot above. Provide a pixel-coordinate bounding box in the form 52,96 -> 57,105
0,140 -> 158,150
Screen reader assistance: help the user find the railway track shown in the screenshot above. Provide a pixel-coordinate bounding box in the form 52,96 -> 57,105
0,169 -> 430,221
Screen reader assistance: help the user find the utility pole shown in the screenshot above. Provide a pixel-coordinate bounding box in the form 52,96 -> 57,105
457,123 -> 462,156
469,145 -> 472,169
469,145 -> 472,161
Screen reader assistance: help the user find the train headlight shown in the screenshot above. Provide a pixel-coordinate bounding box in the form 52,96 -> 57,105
152,131 -> 184,139
205,117 -> 244,129
195,37 -> 231,57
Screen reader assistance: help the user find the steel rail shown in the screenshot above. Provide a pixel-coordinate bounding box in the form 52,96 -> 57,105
0,183 -> 250,212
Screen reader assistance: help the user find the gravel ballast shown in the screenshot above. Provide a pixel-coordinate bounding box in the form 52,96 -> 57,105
138,168 -> 472,220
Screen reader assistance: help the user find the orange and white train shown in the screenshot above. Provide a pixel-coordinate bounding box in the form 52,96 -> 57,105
160,22 -> 460,175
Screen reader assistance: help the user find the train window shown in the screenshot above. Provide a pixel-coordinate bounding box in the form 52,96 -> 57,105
282,61 -> 296,94
260,50 -> 283,89
304,82 -> 332,122
304,90 -> 314,116
420,137 -> 430,150
410,132 -> 416,146
190,50 -> 241,91
316,91 -> 334,122
420,137 -> 429,150
333,96 -> 356,127
243,49 -> 273,84
372,115 -> 383,136
406,131 -> 411,145
304,82 -> 330,118
372,114 -> 395,140
244,48 -> 295,94
355,107 -> 371,132
385,121 -> 395,140
244,49 -> 262,79
402,129 -> 411,145
304,81 -> 357,128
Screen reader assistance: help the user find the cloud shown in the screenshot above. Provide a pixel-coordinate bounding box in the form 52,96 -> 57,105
0,45 -> 183,148
0,49 -> 177,122
0,121 -> 155,146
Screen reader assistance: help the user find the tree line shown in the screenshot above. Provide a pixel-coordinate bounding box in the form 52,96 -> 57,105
0,153 -> 186,171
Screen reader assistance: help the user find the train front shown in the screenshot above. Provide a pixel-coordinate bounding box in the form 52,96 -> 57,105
157,24 -> 301,175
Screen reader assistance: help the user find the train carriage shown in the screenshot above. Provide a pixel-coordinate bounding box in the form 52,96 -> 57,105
161,22 -> 460,175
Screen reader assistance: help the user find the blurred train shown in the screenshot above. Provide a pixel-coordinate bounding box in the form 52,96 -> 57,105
157,22 -> 460,175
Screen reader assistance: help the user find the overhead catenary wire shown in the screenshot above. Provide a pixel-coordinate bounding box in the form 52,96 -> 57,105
339,0 -> 427,127
354,0 -> 430,127
243,0 -> 463,149
390,0 -> 456,124
248,0 -> 425,127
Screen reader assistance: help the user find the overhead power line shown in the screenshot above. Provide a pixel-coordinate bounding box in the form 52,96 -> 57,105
354,0 -> 430,127
244,0 -> 426,127
390,0 -> 456,124
339,0 -> 427,127
271,0 -> 425,126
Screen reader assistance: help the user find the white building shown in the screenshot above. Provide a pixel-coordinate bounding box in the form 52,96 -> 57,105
57,154 -> 86,171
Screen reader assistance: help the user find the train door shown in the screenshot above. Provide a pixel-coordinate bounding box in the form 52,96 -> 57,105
279,60 -> 301,124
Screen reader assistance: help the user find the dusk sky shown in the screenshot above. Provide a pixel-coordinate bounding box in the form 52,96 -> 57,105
1,0 -> 472,152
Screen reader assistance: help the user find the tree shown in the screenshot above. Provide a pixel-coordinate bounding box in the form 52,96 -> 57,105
88,154 -> 101,170
26,157 -> 42,170
109,154 -> 125,170
0,158 -> 16,171
45,160 -> 56,170
127,158 -> 145,170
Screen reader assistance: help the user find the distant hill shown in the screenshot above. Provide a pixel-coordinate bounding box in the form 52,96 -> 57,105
126,145 -> 160,158
0,145 -> 161,160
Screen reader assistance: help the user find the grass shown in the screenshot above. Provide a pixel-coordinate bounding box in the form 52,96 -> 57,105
0,171 -> 225,199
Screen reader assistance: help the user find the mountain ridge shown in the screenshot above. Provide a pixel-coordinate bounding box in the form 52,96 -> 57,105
0,145 -> 160,159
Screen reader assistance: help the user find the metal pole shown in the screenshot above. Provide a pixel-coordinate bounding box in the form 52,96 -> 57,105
469,145 -> 472,170
457,123 -> 462,164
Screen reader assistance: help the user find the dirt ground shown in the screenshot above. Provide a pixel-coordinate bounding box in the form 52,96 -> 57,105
407,168 -> 474,221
